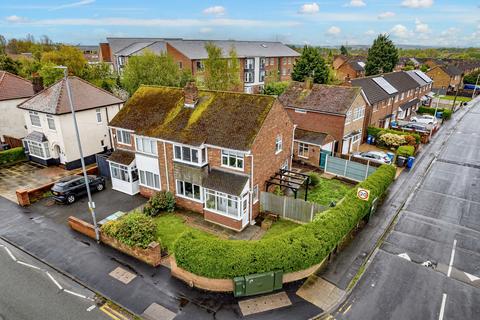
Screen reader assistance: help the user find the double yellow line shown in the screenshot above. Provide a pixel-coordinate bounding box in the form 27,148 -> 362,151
99,304 -> 131,320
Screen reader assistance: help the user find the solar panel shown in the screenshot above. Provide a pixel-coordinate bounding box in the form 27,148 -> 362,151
357,61 -> 366,68
372,77 -> 398,94
414,70 -> 433,83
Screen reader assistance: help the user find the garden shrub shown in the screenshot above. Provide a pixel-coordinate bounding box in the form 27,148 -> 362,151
173,165 -> 396,279
143,191 -> 175,216
404,135 -> 416,146
101,212 -> 157,248
0,147 -> 26,165
378,133 -> 406,147
376,128 -> 421,145
308,172 -> 320,186
397,145 -> 415,157
367,126 -> 382,137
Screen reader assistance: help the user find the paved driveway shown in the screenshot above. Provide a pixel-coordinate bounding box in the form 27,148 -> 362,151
31,180 -> 146,226
0,162 -> 73,202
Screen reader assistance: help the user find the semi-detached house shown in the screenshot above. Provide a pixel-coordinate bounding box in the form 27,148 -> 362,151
107,83 -> 293,231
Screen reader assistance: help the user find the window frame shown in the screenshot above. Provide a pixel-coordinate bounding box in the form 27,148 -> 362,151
46,114 -> 56,131
139,169 -> 160,190
175,179 -> 203,202
275,135 -> 283,154
25,140 -> 51,160
135,136 -> 158,156
298,142 -> 309,158
221,149 -> 244,170
252,185 -> 259,204
96,108 -> 102,124
173,144 -> 206,166
116,129 -> 132,145
110,162 -> 130,182
204,189 -> 242,220
29,111 -> 41,127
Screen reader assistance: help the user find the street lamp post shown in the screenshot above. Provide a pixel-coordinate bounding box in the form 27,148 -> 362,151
472,73 -> 480,100
55,66 -> 100,242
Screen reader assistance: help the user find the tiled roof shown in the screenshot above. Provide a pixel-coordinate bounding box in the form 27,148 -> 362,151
18,76 -> 124,115
202,168 -> 249,196
294,129 -> 334,146
106,37 -> 173,54
0,71 -> 34,101
116,41 -> 166,56
351,77 -> 391,105
383,72 -> 419,91
24,131 -> 47,142
109,86 -> 276,151
108,150 -> 135,165
399,98 -> 419,111
442,65 -> 463,76
279,81 -> 362,115
406,70 -> 428,87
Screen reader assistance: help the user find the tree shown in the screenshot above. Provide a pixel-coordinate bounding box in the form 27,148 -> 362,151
340,45 -> 349,56
38,62 -> 64,86
365,34 -> 399,76
0,55 -> 21,74
0,35 -> 6,55
121,50 -> 190,95
203,43 -> 241,91
262,81 -> 289,96
41,45 -> 87,76
464,70 -> 480,84
81,62 -> 117,92
291,45 -> 329,84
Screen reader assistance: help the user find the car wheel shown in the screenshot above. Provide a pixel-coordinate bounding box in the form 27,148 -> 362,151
411,119 -> 416,122
67,195 -> 76,204
96,183 -> 105,191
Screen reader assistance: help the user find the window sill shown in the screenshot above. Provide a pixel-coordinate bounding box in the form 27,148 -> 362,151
275,150 -> 282,155
176,193 -> 203,204
220,164 -> 244,172
173,159 -> 206,167
298,155 -> 309,159
138,183 -> 161,191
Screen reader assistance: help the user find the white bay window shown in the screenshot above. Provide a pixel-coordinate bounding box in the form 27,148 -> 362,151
205,189 -> 241,219
25,140 -> 50,159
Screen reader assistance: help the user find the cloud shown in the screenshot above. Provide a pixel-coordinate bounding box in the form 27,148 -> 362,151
378,11 -> 395,19
5,15 -> 28,23
401,0 -> 434,8
203,6 -> 226,16
365,29 -> 376,35
50,0 -> 95,11
299,3 -> 319,14
199,27 -> 213,33
415,18 -> 430,33
390,24 -> 410,38
326,26 -> 341,35
345,0 -> 366,7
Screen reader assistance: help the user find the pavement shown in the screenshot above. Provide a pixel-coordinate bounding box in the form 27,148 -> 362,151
331,98 -> 480,319
0,238 -> 108,320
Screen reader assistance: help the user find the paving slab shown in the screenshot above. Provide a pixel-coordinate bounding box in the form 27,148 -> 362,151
109,266 -> 137,284
142,303 -> 176,320
297,275 -> 345,311
238,291 -> 292,316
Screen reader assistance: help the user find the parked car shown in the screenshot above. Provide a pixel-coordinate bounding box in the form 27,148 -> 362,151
411,114 -> 437,125
51,175 -> 106,204
401,122 -> 429,132
353,151 -> 392,164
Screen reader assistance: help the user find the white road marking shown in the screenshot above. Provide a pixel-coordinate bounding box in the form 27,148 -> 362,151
4,247 -> 17,261
64,289 -> 87,299
17,260 -> 42,270
438,293 -> 447,320
87,305 -> 96,312
447,239 -> 457,277
398,253 -> 411,261
46,271 -> 63,290
465,272 -> 480,282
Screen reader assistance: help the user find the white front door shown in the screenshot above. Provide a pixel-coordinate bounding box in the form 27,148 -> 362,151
342,138 -> 350,155
241,193 -> 249,228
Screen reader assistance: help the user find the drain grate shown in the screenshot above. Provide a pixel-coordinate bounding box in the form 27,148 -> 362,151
109,267 -> 137,284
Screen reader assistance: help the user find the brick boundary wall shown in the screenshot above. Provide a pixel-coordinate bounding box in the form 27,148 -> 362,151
68,216 -> 162,267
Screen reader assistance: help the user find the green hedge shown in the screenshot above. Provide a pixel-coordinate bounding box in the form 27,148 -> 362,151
397,145 -> 415,157
0,147 -> 26,166
368,127 -> 421,145
173,165 -> 396,279
417,106 -> 452,120
101,212 -> 157,249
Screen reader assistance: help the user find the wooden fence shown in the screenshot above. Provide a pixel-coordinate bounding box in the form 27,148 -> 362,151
2,135 -> 23,148
260,192 -> 327,223
324,154 -> 377,182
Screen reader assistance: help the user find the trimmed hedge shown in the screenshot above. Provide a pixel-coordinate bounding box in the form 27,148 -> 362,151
417,106 -> 452,120
101,212 -> 157,249
173,165 -> 396,279
0,147 -> 26,166
397,145 -> 415,157
367,127 -> 421,145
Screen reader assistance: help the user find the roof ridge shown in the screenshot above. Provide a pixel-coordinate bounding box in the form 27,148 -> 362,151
139,84 -> 276,99
71,76 -> 124,101
56,78 -> 66,114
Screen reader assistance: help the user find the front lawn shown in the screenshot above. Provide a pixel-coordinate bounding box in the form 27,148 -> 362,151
299,175 -> 354,206
154,213 -> 215,251
262,219 -> 300,239
439,95 -> 472,102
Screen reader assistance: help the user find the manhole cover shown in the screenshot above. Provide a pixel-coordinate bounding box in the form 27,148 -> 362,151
109,267 -> 137,284
142,303 -> 176,320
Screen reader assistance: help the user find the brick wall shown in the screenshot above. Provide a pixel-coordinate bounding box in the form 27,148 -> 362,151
337,63 -> 363,81
166,43 -> 192,73
204,210 -> 243,231
293,141 -> 321,167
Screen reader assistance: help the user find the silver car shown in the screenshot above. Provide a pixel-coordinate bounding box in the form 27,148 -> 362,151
353,151 -> 392,164
411,114 -> 437,125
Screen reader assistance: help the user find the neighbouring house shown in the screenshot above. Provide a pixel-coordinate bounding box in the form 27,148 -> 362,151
0,71 -> 35,145
74,45 -> 99,64
333,55 -> 366,81
17,77 -> 124,169
424,58 -> 446,69
350,70 -> 433,130
279,80 -> 368,160
107,82 -> 294,231
101,37 -> 300,93
427,65 -> 463,93
332,55 -> 349,70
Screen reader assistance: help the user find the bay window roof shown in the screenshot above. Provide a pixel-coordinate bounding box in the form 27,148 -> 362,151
108,150 -> 135,166
202,168 -> 248,196
24,131 -> 48,142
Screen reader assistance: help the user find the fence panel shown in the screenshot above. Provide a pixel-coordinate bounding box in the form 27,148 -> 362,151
325,154 -> 377,182
260,192 -> 327,223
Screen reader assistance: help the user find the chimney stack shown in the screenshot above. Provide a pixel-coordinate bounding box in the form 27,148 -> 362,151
184,81 -> 198,108
32,73 -> 44,94
304,77 -> 313,90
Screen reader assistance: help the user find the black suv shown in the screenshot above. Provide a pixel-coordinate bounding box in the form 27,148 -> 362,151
51,175 -> 106,204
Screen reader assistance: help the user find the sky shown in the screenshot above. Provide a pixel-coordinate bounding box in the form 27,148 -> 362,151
0,0 -> 479,47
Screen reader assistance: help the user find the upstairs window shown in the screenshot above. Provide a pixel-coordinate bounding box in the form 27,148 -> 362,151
275,135 -> 283,154
174,145 -> 205,165
135,137 -> 158,155
116,129 -> 131,145
245,58 -> 254,70
46,114 -> 56,130
196,60 -> 204,71
96,108 -> 102,123
221,150 -> 244,170
29,111 -> 41,127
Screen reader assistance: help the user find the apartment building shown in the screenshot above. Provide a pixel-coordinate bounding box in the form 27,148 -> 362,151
107,82 -> 293,231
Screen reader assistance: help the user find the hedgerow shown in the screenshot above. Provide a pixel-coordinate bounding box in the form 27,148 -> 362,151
0,147 -> 26,166
367,126 -> 421,145
417,106 -> 452,120
397,145 -> 415,157
173,165 -> 396,279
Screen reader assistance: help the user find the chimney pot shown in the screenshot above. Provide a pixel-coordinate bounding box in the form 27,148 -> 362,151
184,81 -> 198,108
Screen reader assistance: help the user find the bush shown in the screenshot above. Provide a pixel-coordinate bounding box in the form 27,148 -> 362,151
374,127 -> 421,145
173,165 -> 396,278
0,147 -> 26,165
397,145 -> 415,157
378,133 -> 406,147
404,135 -> 416,146
143,191 -> 175,216
417,106 -> 452,120
308,172 -> 320,186
262,81 -> 290,96
101,212 -> 157,248
367,126 -> 382,137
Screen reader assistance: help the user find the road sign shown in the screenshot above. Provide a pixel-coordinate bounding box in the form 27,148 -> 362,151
357,188 -> 370,201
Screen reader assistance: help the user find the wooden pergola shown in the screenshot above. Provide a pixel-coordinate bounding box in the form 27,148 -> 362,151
265,169 -> 310,200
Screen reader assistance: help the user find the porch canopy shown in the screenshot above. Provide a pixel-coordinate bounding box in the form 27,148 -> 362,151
399,98 -> 420,111
294,129 -> 334,147
265,169 -> 310,200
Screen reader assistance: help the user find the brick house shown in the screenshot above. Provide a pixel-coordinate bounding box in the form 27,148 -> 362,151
101,38 -> 300,93
335,58 -> 366,82
427,65 -> 463,93
279,81 -> 368,162
107,83 -> 293,231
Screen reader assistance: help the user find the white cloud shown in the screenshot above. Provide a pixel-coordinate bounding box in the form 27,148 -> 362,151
299,3 -> 319,14
378,11 -> 395,19
5,15 -> 28,23
203,6 -> 226,16
365,29 -> 376,35
50,0 -> 95,11
401,0 -> 434,8
415,18 -> 430,33
326,26 -> 341,35
199,27 -> 213,33
345,0 -> 366,7
390,24 -> 410,38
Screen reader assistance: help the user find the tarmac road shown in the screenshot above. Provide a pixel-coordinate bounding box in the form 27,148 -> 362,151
333,100 -> 480,319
